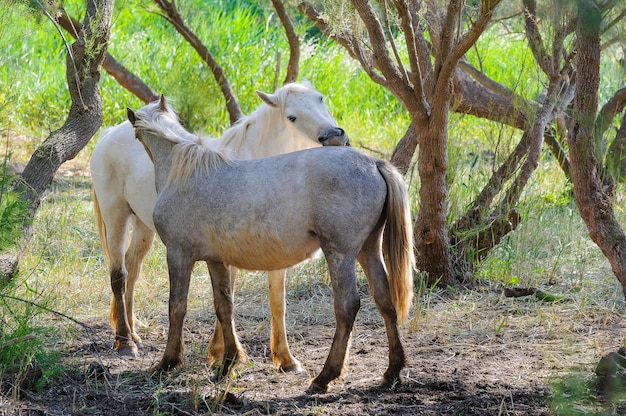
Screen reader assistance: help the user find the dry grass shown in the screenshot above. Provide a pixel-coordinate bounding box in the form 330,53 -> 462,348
2,140 -> 626,414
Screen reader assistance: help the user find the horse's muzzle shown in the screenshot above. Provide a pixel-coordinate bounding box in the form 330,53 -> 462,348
319,128 -> 350,147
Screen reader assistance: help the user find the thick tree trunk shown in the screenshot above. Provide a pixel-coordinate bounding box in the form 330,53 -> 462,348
0,0 -> 114,283
568,0 -> 626,297
415,109 -> 455,287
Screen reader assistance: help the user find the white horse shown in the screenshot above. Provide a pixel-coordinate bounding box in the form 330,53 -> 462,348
89,82 -> 348,372
128,96 -> 414,392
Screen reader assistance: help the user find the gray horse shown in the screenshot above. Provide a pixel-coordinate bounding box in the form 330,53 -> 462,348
127,96 -> 414,393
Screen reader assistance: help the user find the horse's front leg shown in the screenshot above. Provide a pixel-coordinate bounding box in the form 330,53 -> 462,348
207,261 -> 246,381
152,248 -> 194,372
308,255 -> 360,393
268,269 -> 302,372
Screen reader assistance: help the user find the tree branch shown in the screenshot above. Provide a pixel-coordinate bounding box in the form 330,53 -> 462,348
271,0 -> 300,84
56,12 -> 158,104
152,0 -> 243,123
522,0 -> 554,77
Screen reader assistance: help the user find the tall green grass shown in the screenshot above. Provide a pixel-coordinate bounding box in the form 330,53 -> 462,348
2,0 -> 405,159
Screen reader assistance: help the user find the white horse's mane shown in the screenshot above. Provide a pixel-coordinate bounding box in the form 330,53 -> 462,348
135,100 -> 232,186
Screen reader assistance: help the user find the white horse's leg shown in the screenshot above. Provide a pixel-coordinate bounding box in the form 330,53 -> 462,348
268,269 -> 302,372
123,216 -> 155,347
103,204 -> 138,357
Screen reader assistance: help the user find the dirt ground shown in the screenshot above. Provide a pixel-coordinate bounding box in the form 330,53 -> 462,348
3,279 -> 626,416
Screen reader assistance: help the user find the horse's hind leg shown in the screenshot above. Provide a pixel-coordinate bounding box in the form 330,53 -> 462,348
357,231 -> 406,386
105,208 -> 138,357
268,269 -> 302,372
123,216 -> 155,347
308,254 -> 360,393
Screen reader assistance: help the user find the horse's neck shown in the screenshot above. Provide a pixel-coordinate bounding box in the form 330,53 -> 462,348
142,133 -> 176,193
215,108 -> 319,160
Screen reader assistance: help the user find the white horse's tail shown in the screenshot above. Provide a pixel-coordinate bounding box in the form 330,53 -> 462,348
93,187 -> 122,329
92,187 -> 110,262
377,160 -> 415,324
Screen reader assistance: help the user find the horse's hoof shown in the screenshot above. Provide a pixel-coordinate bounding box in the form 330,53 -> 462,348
279,361 -> 304,373
305,381 -> 329,394
117,345 -> 139,358
150,357 -> 182,374
210,373 -> 225,384
381,375 -> 402,388
135,341 -> 144,349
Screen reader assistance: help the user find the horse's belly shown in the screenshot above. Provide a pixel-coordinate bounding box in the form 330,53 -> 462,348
207,225 -> 319,271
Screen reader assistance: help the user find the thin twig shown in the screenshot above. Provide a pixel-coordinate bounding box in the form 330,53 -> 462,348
32,0 -> 85,109
0,333 -> 36,349
0,293 -> 93,330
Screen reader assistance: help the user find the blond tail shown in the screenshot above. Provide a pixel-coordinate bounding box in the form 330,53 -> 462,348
377,160 -> 415,324
92,187 -> 110,262
93,188 -> 118,329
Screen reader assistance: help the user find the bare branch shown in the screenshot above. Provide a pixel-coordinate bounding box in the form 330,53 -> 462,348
152,0 -> 243,123
393,0 -> 431,114
350,0 -> 403,84
271,0 -> 300,84
595,87 -> 626,140
522,0 -> 554,77
382,0 -> 410,87
56,12 -> 158,103
297,1 -> 389,87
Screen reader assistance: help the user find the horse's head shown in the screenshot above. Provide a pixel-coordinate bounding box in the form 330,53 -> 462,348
127,95 -> 199,160
256,82 -> 349,147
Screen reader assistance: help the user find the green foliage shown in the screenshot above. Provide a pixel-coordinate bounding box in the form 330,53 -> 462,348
550,371 -> 626,416
2,0 -> 405,154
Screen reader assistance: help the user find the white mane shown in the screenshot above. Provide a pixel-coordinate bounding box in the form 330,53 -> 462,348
135,100 -> 232,186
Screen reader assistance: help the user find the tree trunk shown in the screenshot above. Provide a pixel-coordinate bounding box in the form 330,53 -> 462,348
0,0 -> 115,283
415,110 -> 455,286
568,0 -> 626,297
56,12 -> 158,104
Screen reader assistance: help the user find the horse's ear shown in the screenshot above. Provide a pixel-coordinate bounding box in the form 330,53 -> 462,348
256,90 -> 278,108
159,94 -> 168,112
127,108 -> 137,126
301,79 -> 313,89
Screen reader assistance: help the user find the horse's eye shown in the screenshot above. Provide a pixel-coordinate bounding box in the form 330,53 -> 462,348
319,96 -> 324,102
287,116 -> 297,122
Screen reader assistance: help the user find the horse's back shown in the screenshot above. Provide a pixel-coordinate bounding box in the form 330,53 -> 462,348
153,146 -> 388,270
